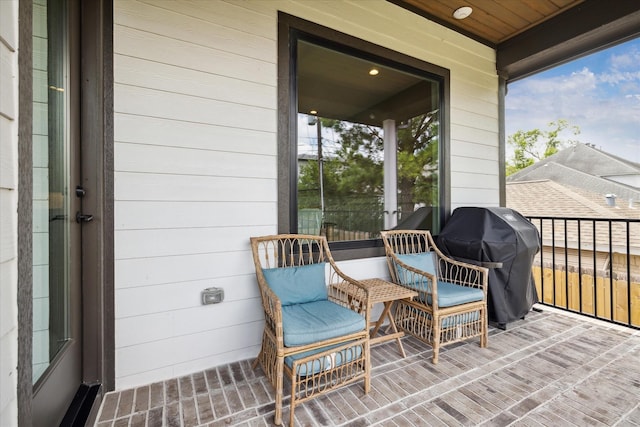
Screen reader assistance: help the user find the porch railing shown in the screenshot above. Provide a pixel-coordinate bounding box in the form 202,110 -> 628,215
527,216 -> 640,330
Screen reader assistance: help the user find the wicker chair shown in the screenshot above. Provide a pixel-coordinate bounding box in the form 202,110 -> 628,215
380,230 -> 489,363
250,234 -> 371,426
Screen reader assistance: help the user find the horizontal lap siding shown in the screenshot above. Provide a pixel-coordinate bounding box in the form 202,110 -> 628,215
450,79 -> 500,208
0,0 -> 18,425
113,0 -> 498,389
113,0 -> 278,389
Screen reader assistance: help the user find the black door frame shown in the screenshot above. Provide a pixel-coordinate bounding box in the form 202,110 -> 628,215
17,0 -> 114,425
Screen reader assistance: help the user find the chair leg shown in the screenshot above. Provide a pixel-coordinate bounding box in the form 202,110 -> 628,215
480,308 -> 488,348
364,341 -> 371,394
253,336 -> 268,370
251,348 -> 262,369
289,394 -> 296,427
432,316 -> 440,364
289,369 -> 299,427
274,357 -> 284,426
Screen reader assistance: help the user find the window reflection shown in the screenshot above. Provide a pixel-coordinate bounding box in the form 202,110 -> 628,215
296,40 -> 441,242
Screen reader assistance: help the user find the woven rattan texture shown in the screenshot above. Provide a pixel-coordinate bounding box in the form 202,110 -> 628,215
380,230 -> 489,363
249,234 -> 372,426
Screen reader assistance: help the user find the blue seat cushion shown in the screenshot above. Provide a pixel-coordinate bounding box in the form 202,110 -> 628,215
262,263 -> 327,306
281,300 -> 366,347
425,281 -> 484,307
395,252 -> 436,284
285,342 -> 364,376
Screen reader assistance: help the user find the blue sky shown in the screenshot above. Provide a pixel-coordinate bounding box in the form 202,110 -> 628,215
506,37 -> 640,164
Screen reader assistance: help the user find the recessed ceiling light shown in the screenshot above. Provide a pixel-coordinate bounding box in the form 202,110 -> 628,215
453,6 -> 472,20
369,68 -> 379,76
310,110 -> 317,115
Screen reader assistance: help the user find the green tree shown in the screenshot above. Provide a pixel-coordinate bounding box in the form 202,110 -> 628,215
297,112 -> 439,225
396,113 -> 439,216
506,119 -> 580,175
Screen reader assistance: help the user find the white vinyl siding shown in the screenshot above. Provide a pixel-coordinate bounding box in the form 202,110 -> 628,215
113,0 -> 499,389
0,0 -> 19,425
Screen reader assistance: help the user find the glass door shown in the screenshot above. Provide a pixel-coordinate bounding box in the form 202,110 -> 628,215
31,0 -> 83,425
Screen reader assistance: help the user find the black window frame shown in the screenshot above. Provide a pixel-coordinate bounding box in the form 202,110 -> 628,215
277,12 -> 451,260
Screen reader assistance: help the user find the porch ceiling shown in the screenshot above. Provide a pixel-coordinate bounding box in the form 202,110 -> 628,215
297,40 -> 434,126
395,0 -> 586,46
390,0 -> 640,81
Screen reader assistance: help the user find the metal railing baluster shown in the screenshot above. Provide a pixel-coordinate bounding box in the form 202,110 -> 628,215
525,216 -> 638,331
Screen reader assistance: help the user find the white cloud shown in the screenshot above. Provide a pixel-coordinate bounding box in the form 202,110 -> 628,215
507,68 -> 599,127
506,43 -> 640,164
512,67 -> 596,97
609,47 -> 640,70
598,70 -> 640,85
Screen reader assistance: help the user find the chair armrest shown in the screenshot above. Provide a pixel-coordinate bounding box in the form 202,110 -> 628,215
257,281 -> 283,338
326,266 -> 371,326
435,254 -> 489,293
392,255 -> 488,308
328,278 -> 369,314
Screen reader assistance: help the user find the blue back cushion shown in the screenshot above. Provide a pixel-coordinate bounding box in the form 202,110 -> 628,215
262,263 -> 328,306
395,252 -> 436,284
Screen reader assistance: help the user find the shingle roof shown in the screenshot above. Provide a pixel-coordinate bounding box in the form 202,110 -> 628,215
509,141 -> 640,178
507,142 -> 640,202
506,180 -> 640,254
506,143 -> 640,274
506,180 -> 640,220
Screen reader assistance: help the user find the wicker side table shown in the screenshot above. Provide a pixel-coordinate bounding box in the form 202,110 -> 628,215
359,278 -> 418,358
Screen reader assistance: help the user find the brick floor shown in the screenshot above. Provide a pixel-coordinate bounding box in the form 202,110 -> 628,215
95,307 -> 640,426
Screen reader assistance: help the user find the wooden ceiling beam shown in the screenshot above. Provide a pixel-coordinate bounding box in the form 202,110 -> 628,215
497,0 -> 640,82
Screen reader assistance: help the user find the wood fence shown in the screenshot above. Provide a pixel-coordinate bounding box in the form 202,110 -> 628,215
533,265 -> 640,327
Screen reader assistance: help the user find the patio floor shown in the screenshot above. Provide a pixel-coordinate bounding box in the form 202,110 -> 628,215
95,306 -> 640,427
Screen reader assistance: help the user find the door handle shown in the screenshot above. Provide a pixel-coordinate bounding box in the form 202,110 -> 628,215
76,212 -> 94,223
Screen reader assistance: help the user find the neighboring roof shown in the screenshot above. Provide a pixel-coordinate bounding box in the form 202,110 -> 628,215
508,142 -> 640,202
509,141 -> 640,177
506,179 -> 640,254
506,179 -> 640,220
507,142 -> 640,255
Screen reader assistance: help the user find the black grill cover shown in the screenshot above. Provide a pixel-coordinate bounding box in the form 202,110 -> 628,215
436,207 -> 540,326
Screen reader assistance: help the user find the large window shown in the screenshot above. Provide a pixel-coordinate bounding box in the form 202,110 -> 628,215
279,15 -> 449,252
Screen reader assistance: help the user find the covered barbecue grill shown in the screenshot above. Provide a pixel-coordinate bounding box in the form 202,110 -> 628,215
436,207 -> 540,328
